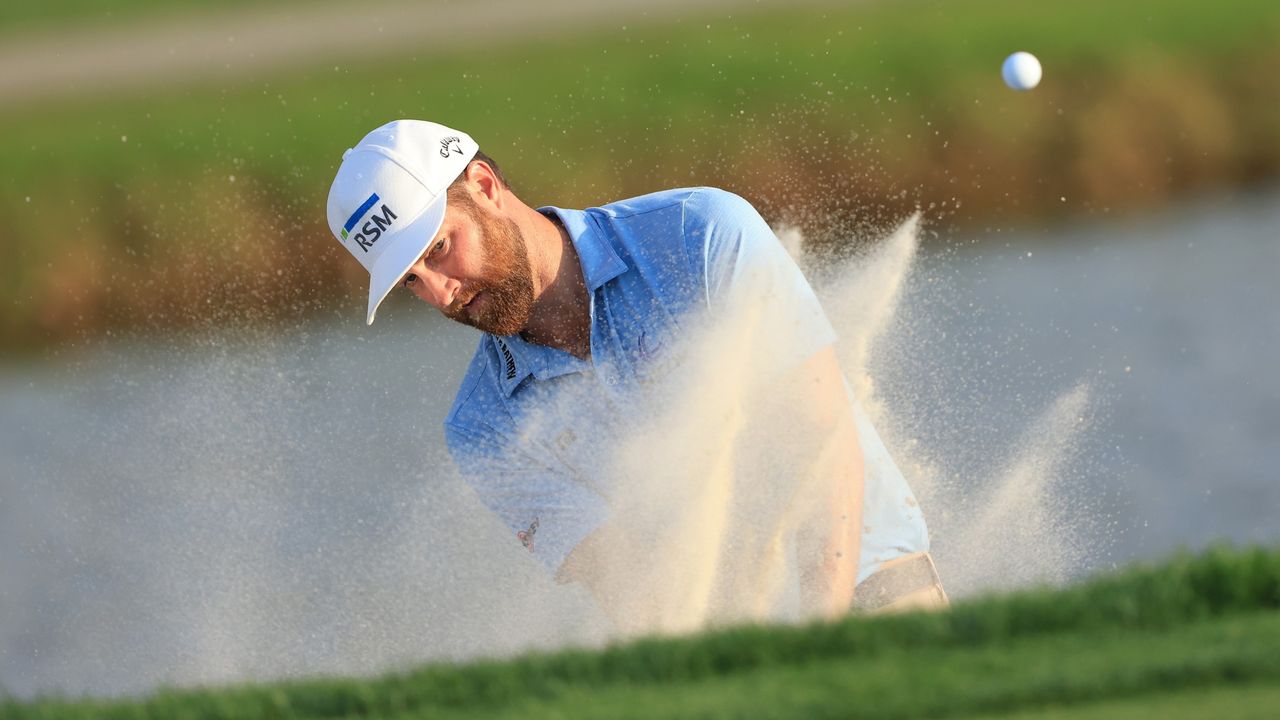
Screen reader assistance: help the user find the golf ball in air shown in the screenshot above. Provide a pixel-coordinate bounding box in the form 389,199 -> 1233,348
1002,51 -> 1042,91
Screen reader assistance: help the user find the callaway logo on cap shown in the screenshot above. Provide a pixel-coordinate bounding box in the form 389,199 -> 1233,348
326,119 -> 478,324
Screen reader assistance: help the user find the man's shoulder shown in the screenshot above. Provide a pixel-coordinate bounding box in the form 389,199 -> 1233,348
588,187 -> 762,269
590,186 -> 753,224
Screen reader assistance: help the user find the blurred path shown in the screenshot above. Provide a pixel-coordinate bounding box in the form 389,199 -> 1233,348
0,0 -> 832,107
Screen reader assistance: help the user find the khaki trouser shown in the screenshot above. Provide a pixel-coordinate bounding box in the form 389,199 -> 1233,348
852,551 -> 949,616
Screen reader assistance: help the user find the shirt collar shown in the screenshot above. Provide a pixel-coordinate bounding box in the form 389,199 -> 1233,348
486,206 -> 628,397
539,205 -> 629,292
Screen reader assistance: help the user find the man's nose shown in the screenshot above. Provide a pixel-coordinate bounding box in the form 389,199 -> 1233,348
412,266 -> 458,309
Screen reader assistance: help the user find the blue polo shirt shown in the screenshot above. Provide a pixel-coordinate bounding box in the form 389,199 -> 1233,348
444,187 -> 928,578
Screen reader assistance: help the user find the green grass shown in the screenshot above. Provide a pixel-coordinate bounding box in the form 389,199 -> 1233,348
0,0 -> 309,35
5,0 -> 1276,184
971,684 -> 1280,720
4,545 -> 1279,719
2,0 -> 1278,349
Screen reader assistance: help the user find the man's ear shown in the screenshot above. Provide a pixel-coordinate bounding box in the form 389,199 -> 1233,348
464,160 -> 504,211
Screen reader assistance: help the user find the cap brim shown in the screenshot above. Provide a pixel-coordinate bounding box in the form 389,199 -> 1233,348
365,194 -> 449,325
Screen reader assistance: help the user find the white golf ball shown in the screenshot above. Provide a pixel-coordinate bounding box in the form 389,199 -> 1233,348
1002,51 -> 1042,91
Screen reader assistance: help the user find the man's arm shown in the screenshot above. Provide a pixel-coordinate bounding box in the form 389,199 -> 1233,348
783,345 -> 863,618
562,190 -> 868,625
694,188 -> 865,617
559,345 -> 864,626
446,418 -> 610,579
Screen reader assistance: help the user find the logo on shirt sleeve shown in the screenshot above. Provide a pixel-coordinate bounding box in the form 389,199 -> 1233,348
517,518 -> 539,552
637,330 -> 663,359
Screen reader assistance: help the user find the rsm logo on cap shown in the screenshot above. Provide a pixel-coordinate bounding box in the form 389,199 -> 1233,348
340,192 -> 398,253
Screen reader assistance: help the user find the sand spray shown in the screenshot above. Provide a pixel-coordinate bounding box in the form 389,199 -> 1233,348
554,212 -> 1099,634
0,215 -> 1102,698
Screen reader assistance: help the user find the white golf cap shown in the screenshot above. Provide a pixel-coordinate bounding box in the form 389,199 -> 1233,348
327,119 -> 478,324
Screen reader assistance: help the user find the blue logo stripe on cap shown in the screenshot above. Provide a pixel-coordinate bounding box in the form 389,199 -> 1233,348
344,193 -> 381,233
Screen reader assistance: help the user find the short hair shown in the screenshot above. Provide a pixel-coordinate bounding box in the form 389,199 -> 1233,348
448,149 -> 508,196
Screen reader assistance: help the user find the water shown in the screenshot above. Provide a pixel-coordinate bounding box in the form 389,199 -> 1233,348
2,188 -> 1278,699
889,189 -> 1280,567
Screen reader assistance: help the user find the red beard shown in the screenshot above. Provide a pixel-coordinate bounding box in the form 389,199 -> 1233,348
442,196 -> 535,337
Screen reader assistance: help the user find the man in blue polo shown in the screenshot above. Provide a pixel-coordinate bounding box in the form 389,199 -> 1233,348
327,119 -> 944,625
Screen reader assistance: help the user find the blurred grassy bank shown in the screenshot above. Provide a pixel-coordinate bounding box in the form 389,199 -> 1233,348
4,545 -> 1279,719
2,0 -> 1278,352
0,0 -> 283,33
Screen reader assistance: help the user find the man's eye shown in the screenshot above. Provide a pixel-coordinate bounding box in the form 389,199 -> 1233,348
401,274 -> 417,288
430,238 -> 446,256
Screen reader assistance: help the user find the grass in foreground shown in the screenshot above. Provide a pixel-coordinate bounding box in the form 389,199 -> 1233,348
970,684 -> 1280,720
4,545 -> 1279,719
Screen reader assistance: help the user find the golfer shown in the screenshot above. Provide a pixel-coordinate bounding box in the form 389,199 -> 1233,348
327,120 -> 945,620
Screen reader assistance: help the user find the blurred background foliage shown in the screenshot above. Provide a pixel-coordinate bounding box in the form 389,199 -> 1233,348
1,0 -> 1278,351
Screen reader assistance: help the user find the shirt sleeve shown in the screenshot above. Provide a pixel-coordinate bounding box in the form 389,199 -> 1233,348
682,189 -> 931,583
445,418 -> 609,577
684,188 -> 837,375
